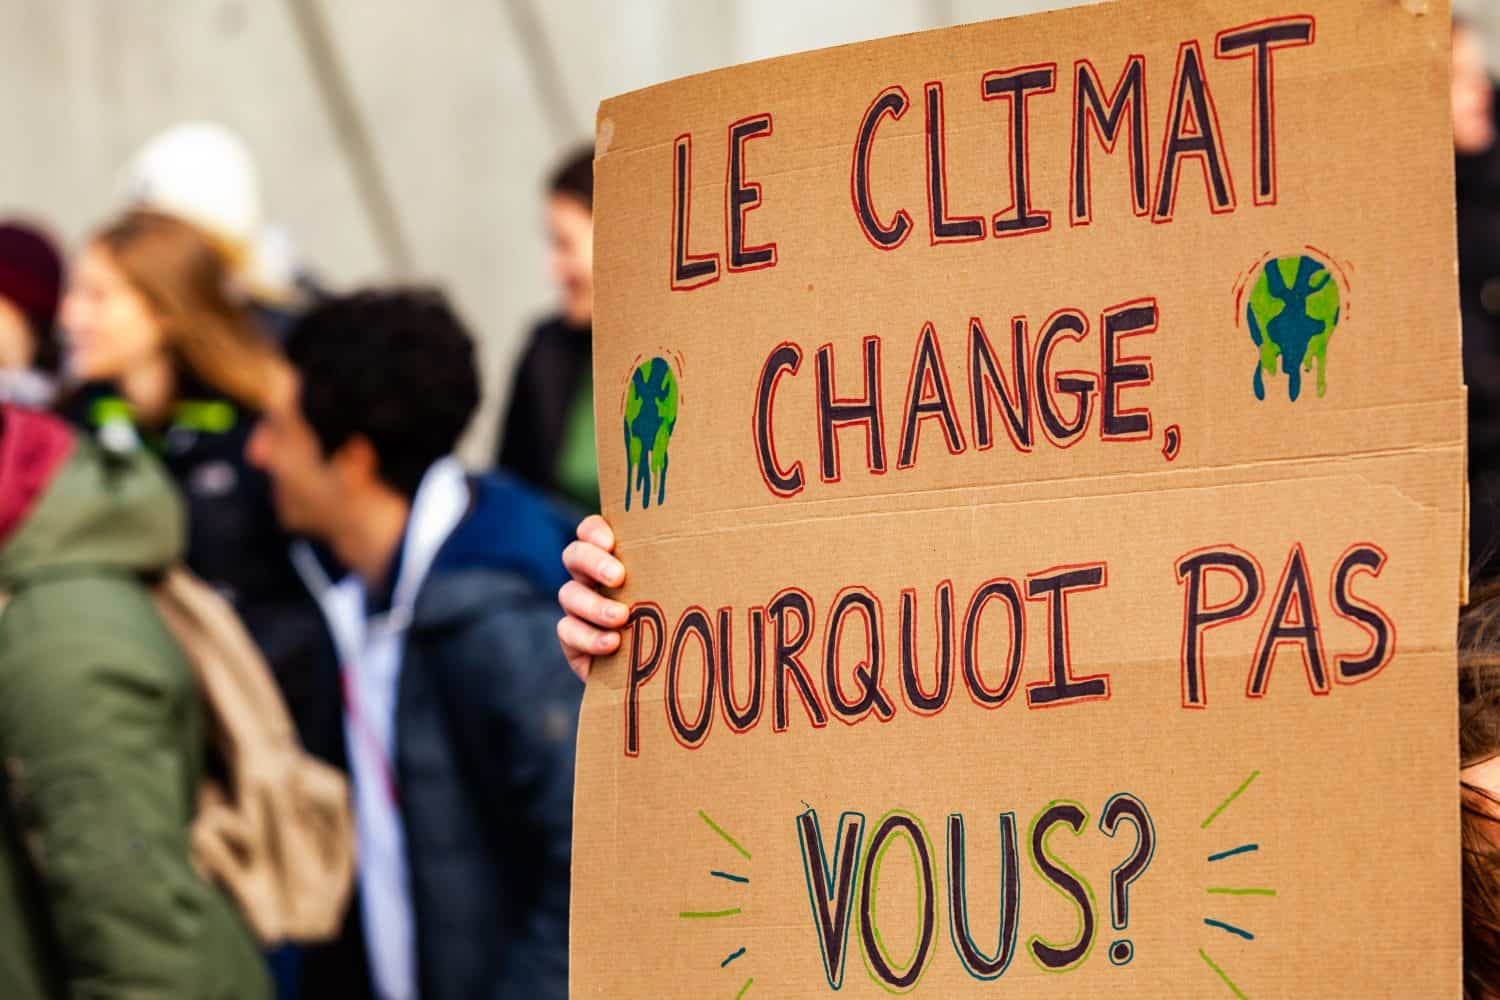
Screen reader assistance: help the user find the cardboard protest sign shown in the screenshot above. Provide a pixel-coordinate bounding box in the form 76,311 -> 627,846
575,0 -> 1465,995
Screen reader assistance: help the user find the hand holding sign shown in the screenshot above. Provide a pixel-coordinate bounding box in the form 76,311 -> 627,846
558,514 -> 627,679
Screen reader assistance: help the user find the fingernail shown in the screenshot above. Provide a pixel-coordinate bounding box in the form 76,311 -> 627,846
606,602 -> 627,624
597,633 -> 616,651
602,557 -> 624,585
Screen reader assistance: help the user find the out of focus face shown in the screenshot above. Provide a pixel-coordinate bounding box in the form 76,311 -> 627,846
0,297 -> 35,370
548,193 -> 594,327
1469,756 -> 1500,811
1455,24 -> 1496,156
59,243 -> 165,382
246,366 -> 345,539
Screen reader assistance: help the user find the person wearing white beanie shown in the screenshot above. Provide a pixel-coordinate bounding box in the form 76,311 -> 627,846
118,122 -> 312,327
122,123 -> 261,255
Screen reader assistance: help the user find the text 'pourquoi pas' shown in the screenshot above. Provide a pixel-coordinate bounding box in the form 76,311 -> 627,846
621,542 -> 1394,756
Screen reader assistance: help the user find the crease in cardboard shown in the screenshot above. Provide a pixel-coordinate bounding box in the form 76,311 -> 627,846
615,442 -> 1465,545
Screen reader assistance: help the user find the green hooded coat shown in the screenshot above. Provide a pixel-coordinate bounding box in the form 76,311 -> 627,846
0,409 -> 269,1000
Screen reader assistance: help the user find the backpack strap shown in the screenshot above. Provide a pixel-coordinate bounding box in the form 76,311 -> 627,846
153,567 -> 356,945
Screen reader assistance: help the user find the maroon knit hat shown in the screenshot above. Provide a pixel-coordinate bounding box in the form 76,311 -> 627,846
0,222 -> 63,337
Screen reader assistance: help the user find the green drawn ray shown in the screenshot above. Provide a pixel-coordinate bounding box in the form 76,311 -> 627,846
1206,888 -> 1277,897
678,907 -> 742,919
1200,948 -> 1249,999
1201,771 -> 1261,830
700,810 -> 752,861
736,978 -> 754,999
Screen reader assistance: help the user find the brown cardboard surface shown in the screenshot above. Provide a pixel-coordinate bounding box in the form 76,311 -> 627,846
575,1 -> 1464,995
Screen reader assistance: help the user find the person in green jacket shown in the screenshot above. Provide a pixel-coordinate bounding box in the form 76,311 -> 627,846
0,403 -> 269,1000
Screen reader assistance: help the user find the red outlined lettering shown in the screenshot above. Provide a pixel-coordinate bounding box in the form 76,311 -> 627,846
1152,41 -> 1237,224
924,81 -> 985,245
962,577 -> 1028,709
898,321 -> 967,469
666,606 -> 718,750
899,581 -> 956,717
1034,308 -> 1096,449
851,86 -> 914,251
982,63 -> 1059,239
1070,55 -> 1150,227
822,586 -> 895,726
624,601 -> 666,757
816,336 -> 887,484
1329,542 -> 1396,685
670,133 -> 722,291
1248,543 -> 1330,698
1174,545 -> 1266,709
1214,16 -> 1317,207
1024,563 -> 1111,709
718,606 -> 767,734
969,315 -> 1034,454
1099,297 -> 1157,443
769,587 -> 830,733
754,342 -> 806,498
725,113 -> 779,272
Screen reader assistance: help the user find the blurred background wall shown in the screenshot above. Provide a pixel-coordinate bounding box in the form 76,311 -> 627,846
0,0 -> 1483,460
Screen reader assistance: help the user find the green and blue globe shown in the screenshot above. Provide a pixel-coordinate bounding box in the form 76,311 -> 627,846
1246,254 -> 1341,402
624,357 -> 678,510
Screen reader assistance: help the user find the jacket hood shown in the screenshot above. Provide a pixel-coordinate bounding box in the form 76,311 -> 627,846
412,471 -> 573,630
0,407 -> 185,584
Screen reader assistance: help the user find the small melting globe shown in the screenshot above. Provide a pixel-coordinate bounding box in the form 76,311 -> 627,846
624,357 -> 679,510
1245,254 -> 1341,402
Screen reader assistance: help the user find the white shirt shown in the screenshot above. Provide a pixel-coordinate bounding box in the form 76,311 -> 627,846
297,458 -> 470,1000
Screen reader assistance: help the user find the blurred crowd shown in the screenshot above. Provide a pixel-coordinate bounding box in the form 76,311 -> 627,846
10,14 -> 1500,1000
0,119 -> 598,1000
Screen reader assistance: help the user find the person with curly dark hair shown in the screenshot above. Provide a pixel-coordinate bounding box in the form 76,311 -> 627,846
246,289 -> 580,1000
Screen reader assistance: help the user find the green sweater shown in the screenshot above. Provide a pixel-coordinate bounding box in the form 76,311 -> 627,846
0,430 -> 269,999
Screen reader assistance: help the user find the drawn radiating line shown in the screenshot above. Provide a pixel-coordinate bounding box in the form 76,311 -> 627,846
735,977 -> 754,998
679,907 -> 743,919
1204,918 -> 1255,941
721,947 -> 747,968
1206,888 -> 1277,897
1201,771 -> 1261,830
1199,947 -> 1250,998
711,870 -> 750,884
1208,844 -> 1260,863
699,810 -> 752,861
